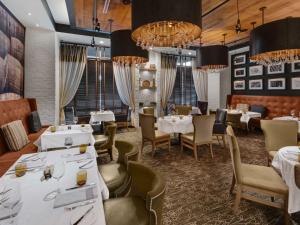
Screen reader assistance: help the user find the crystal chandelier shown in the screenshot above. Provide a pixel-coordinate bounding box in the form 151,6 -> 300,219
131,0 -> 202,50
250,17 -> 300,66
111,29 -> 148,65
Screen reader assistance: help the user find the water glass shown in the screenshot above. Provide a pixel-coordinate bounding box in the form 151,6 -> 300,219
64,137 -> 73,149
73,116 -> 78,125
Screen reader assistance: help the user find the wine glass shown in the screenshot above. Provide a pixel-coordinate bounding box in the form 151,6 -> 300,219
64,137 -> 73,149
73,116 -> 78,125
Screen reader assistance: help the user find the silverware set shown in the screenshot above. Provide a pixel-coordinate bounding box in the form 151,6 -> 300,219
79,160 -> 93,169
65,183 -> 96,191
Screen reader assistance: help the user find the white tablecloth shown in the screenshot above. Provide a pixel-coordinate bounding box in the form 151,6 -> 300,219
273,116 -> 300,134
226,110 -> 261,124
90,111 -> 115,124
191,107 -> 201,114
0,147 -> 109,225
157,115 -> 193,134
40,125 -> 95,150
272,146 -> 300,213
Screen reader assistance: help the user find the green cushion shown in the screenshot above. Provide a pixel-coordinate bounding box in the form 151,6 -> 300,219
104,197 -> 149,225
99,163 -> 128,193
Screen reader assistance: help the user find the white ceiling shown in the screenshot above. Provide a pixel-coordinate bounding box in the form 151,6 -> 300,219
1,0 -> 55,30
46,0 -> 69,25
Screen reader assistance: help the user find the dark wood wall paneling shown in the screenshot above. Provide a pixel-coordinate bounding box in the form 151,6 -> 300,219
231,47 -> 300,96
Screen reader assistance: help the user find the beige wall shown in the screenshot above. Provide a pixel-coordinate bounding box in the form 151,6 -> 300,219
24,28 -> 60,125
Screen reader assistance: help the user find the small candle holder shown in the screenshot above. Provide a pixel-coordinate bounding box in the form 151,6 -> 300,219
50,126 -> 56,133
15,163 -> 27,177
79,144 -> 88,154
77,170 -> 87,186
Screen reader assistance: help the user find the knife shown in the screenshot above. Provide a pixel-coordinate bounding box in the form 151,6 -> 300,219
65,183 -> 96,191
72,206 -> 94,225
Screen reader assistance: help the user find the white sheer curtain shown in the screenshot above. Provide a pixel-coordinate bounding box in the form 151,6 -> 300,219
59,44 -> 87,123
160,55 -> 177,115
113,62 -> 136,125
192,60 -> 208,101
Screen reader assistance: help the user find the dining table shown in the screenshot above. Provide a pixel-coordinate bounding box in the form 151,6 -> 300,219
157,115 -> 194,134
89,111 -> 115,125
0,146 -> 109,225
226,109 -> 261,128
40,125 -> 95,150
272,146 -> 300,213
273,116 -> 300,134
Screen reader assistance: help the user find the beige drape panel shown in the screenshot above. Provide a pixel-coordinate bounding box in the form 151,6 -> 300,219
160,55 -> 177,115
113,62 -> 136,126
59,44 -> 87,123
192,60 -> 208,101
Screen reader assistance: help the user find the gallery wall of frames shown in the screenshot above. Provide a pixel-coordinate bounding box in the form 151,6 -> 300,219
231,48 -> 300,96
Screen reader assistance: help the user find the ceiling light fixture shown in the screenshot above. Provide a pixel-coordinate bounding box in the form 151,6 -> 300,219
36,24 -> 40,27
28,12 -> 32,16
99,40 -> 104,44
131,0 -> 202,50
196,34 -> 229,72
111,29 -> 148,65
250,8 -> 300,65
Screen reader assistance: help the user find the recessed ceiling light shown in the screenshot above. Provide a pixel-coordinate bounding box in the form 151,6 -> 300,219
36,24 -> 39,27
188,52 -> 192,55
28,12 -> 32,16
99,40 -> 104,44
149,47 -> 153,50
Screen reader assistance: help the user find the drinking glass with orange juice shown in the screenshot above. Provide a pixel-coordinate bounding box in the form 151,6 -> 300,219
15,163 -> 27,177
77,170 -> 87,186
79,144 -> 88,154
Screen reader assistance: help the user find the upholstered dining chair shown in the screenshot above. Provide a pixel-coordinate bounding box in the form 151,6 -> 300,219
226,126 -> 289,224
175,105 -> 192,116
213,109 -> 227,152
99,140 -> 139,197
261,120 -> 298,166
181,115 -> 215,160
143,107 -> 155,115
295,164 -> 300,189
94,122 -> 117,160
140,113 -> 170,156
197,101 -> 208,115
226,113 -> 247,133
104,161 -> 166,225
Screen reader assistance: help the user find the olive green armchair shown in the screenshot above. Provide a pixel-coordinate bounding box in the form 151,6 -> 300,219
104,161 -> 166,225
94,122 -> 117,160
99,140 -> 139,197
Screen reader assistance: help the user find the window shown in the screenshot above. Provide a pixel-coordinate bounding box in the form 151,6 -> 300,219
169,56 -> 197,106
66,58 -> 128,119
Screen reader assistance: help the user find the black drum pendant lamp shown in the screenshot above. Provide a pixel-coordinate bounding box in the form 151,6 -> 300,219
131,0 -> 202,50
250,17 -> 300,66
196,34 -> 228,71
111,29 -> 148,64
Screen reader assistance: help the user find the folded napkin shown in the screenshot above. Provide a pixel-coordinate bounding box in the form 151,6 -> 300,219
54,186 -> 98,208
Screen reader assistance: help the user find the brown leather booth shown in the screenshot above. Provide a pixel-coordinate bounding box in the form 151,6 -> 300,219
227,95 -> 300,119
0,98 -> 48,176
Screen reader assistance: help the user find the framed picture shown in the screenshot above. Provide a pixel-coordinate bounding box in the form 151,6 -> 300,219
233,54 -> 246,65
268,78 -> 286,90
267,63 -> 285,74
234,68 -> 246,77
249,79 -> 263,90
291,77 -> 300,90
291,61 -> 300,73
249,65 -> 263,76
233,80 -> 245,90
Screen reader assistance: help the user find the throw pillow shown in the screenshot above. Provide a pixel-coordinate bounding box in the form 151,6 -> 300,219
29,111 -> 42,133
1,120 -> 30,151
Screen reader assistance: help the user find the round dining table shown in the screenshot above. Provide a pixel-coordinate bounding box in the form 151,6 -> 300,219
157,115 -> 193,134
272,146 -> 300,213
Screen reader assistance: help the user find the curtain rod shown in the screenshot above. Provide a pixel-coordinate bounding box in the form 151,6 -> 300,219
60,41 -> 110,49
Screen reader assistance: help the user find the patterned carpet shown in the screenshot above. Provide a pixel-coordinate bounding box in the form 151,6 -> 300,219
106,128 -> 300,225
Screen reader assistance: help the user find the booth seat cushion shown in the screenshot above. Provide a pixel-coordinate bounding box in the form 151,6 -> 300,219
104,197 -> 149,225
250,105 -> 267,118
0,142 -> 37,176
29,111 -> 42,133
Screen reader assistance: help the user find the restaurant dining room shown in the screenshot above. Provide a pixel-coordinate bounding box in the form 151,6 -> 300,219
0,0 -> 300,224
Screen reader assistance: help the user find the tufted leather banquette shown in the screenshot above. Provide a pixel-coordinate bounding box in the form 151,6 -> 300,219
227,95 -> 300,119
0,98 -> 48,176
